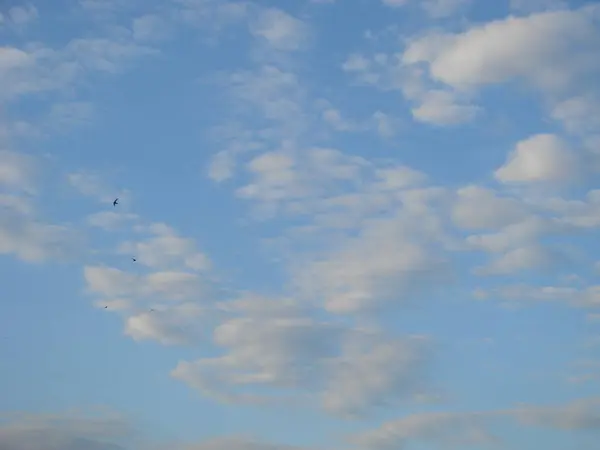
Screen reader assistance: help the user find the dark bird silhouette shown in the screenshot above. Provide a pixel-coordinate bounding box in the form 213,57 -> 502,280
104,306 -> 108,309
132,258 -> 137,262
150,308 -> 155,312
113,198 -> 119,207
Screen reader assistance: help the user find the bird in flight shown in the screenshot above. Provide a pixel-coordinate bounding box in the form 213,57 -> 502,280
132,257 -> 137,262
113,198 -> 119,207
104,306 -> 108,309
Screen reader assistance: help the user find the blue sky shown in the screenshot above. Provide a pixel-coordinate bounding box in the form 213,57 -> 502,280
1,0 -> 600,449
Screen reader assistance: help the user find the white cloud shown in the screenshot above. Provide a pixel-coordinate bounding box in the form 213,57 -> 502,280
0,149 -> 37,193
172,300 -> 432,415
371,111 -> 400,137
411,89 -> 480,125
223,65 -> 307,136
5,0 -> 600,442
125,302 -> 206,345
86,211 -> 139,230
374,166 -> 428,190
118,223 -> 212,271
84,266 -> 207,305
0,193 -> 33,215
0,212 -> 80,263
208,150 -> 236,182
249,8 -> 310,52
474,244 -> 567,275
235,147 -> 367,215
322,334 -> 432,417
495,134 -> 581,184
402,6 -> 600,92
0,35 -> 156,102
539,189 -> 600,228
465,216 -> 555,253
353,397 -> 600,449
132,14 -> 170,42
0,151 -> 81,263
551,94 -> 600,136
341,50 -> 481,127
65,38 -> 157,74
294,191 -> 451,314
451,185 -> 527,230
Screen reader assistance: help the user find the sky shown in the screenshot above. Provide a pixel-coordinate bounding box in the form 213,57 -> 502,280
1,0 -> 600,448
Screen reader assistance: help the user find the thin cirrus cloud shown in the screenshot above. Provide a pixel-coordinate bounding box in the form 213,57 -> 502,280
1,1 -> 600,450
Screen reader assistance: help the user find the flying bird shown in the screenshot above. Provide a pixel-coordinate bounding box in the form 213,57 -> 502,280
132,258 -> 137,262
113,198 -> 119,207
104,306 -> 108,309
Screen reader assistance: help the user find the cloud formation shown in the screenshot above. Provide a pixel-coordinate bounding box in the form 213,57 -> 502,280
2,1 -> 600,450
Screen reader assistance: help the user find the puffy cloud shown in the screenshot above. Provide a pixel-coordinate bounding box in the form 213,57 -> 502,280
171,308 -> 346,405
495,134 -> 581,183
411,89 -> 480,125
171,297 -> 432,416
402,6 -> 600,91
